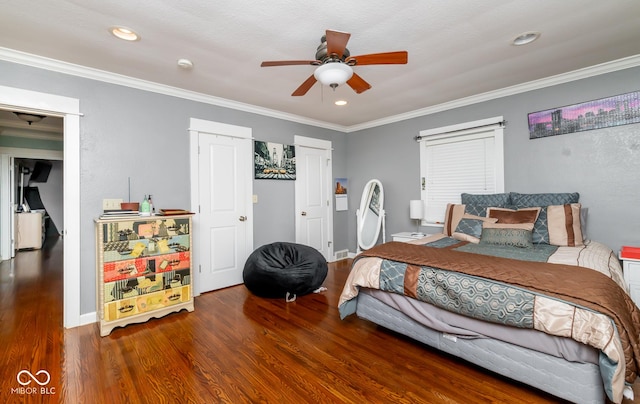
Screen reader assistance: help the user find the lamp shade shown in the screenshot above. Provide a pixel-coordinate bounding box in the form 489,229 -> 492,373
314,63 -> 353,87
409,200 -> 424,220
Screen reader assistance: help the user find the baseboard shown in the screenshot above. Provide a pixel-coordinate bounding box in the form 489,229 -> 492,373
79,311 -> 97,326
329,249 -> 357,262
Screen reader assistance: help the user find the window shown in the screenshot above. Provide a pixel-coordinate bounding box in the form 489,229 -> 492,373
418,117 -> 505,224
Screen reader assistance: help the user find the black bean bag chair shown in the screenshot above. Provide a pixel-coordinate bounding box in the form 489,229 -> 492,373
243,242 -> 328,299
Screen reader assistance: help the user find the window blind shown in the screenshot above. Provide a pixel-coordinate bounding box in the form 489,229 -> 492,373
418,118 -> 504,225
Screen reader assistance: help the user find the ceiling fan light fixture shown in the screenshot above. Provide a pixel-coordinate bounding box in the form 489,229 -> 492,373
13,112 -> 46,125
335,100 -> 348,106
314,63 -> 353,89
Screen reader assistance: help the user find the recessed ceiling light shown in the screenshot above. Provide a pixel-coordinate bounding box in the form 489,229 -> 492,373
512,31 -> 541,46
110,26 -> 140,41
335,100 -> 348,106
177,58 -> 194,69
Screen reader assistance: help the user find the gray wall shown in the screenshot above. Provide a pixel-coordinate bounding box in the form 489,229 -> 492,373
0,60 -> 347,315
346,66 -> 640,254
2,59 -> 639,316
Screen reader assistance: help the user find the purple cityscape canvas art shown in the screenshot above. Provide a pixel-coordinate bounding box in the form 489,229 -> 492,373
528,91 -> 640,139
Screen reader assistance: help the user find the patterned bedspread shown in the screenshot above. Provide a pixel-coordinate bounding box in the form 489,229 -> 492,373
338,235 -> 640,403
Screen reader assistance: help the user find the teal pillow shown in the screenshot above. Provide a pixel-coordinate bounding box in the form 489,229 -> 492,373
461,193 -> 511,216
454,218 -> 484,238
480,227 -> 533,248
509,192 -> 580,244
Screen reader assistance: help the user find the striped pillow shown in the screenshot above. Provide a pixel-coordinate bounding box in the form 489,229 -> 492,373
443,203 -> 466,236
547,203 -> 584,247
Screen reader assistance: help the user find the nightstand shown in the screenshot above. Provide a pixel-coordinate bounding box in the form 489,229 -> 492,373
391,232 -> 430,242
621,255 -> 640,307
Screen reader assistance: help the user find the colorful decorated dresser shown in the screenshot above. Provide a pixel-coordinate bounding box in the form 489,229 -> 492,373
95,214 -> 194,336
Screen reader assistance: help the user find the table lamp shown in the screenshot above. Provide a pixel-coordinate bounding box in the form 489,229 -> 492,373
410,200 -> 424,237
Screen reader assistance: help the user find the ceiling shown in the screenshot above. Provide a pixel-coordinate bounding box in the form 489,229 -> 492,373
0,110 -> 63,141
1,0 -> 639,131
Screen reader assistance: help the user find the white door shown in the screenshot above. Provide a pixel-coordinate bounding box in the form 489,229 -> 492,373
191,120 -> 253,293
295,136 -> 333,261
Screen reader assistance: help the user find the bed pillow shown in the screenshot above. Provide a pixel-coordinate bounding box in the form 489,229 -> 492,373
482,222 -> 535,232
547,203 -> 584,247
487,207 -> 541,224
480,227 -> 534,248
443,203 -> 466,236
509,192 -> 580,244
461,193 -> 510,216
509,192 -> 579,207
452,214 -> 498,243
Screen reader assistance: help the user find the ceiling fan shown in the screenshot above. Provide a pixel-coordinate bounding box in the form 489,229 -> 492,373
261,30 -> 408,96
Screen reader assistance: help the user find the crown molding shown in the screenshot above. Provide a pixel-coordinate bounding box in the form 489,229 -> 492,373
0,48 -> 346,132
344,54 -> 640,132
1,47 -> 639,134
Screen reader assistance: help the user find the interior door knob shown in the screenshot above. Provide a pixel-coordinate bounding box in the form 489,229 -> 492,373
301,211 -> 307,216
239,216 -> 247,221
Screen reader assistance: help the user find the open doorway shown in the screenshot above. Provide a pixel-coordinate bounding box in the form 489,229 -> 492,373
13,157 -> 63,251
0,112 -> 64,335
0,85 -> 81,328
0,110 -> 63,255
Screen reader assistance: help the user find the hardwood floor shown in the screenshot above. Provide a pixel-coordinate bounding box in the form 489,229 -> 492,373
1,241 -> 636,403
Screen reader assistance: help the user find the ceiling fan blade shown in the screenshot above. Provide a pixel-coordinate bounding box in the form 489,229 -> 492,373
347,73 -> 372,94
292,75 -> 318,96
261,60 -> 319,67
326,30 -> 351,58
347,51 -> 408,65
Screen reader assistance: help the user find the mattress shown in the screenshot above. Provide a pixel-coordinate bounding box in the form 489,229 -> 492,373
356,291 -> 606,404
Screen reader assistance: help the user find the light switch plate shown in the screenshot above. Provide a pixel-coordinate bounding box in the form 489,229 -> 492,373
103,198 -> 123,210
252,195 -> 258,203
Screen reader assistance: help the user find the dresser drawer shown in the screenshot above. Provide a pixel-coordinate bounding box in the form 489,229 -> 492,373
104,268 -> 191,303
103,251 -> 191,282
101,218 -> 191,243
103,234 -> 190,262
104,285 -> 191,321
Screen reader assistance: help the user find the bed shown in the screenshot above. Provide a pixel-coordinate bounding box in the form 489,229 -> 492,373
339,192 -> 640,404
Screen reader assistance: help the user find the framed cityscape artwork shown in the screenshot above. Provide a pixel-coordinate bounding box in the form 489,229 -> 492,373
254,141 -> 296,180
528,90 -> 640,139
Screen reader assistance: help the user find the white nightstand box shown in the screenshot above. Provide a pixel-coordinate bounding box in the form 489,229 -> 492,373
391,232 -> 431,242
621,255 -> 640,307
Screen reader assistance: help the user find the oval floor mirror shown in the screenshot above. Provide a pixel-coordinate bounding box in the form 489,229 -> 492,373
356,179 -> 385,252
